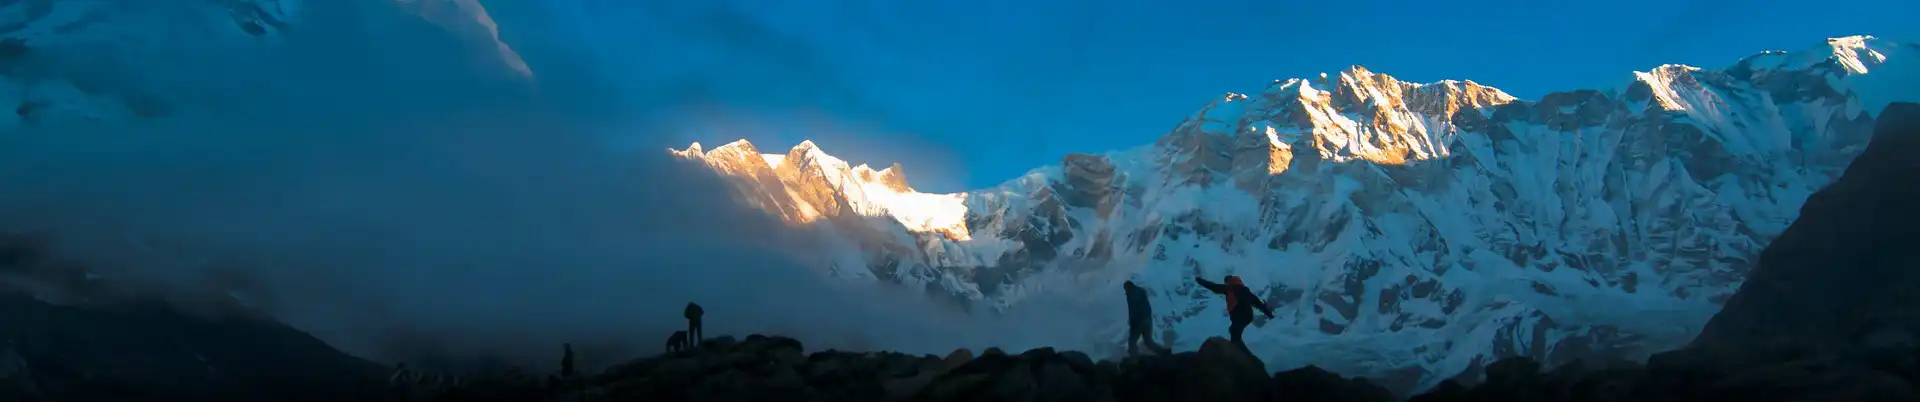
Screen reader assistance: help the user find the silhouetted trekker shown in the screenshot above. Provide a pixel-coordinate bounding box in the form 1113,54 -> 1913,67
559,343 -> 575,378
684,302 -> 705,347
666,331 -> 689,352
1195,275 -> 1273,350
1123,281 -> 1167,355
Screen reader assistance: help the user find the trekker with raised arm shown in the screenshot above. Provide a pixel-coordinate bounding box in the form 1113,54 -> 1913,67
1194,275 -> 1273,351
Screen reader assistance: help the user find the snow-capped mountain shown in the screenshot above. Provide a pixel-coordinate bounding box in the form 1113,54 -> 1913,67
0,0 -> 526,131
0,0 -> 297,128
671,36 -> 1919,391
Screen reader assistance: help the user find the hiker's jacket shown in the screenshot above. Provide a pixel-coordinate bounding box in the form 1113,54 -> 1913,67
685,303 -> 704,320
1124,283 -> 1152,327
1196,276 -> 1273,322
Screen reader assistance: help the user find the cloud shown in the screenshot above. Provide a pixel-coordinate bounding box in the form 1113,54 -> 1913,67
0,0 -> 1114,372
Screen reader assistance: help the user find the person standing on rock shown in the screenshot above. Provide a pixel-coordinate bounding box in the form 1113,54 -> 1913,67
1123,281 -> 1168,355
559,343 -> 575,378
684,302 -> 705,347
1195,275 -> 1273,351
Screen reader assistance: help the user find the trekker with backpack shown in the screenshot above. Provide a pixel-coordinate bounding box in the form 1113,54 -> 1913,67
683,302 -> 705,347
1195,275 -> 1273,351
1123,281 -> 1169,355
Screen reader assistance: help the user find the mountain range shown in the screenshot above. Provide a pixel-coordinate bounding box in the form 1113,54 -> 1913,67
6,0 -> 1918,393
671,35 -> 1919,390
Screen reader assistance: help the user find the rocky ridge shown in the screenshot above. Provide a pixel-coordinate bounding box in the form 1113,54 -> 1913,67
416,331 -> 1920,402
673,36 -> 1919,388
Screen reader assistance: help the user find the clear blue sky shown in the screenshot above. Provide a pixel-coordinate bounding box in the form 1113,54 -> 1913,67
632,0 -> 1917,192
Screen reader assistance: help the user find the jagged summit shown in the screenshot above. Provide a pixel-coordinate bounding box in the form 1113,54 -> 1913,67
672,139 -> 972,241
679,35 -> 1902,206
674,35 -> 1916,389
672,139 -> 905,188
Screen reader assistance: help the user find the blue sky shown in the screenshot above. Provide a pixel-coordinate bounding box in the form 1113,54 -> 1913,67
618,0 -> 1918,192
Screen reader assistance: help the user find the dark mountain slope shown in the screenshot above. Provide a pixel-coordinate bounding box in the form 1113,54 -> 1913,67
1694,102 -> 1920,351
0,283 -> 390,401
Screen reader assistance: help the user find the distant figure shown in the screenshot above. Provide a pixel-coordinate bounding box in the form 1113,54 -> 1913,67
559,343 -> 576,378
666,330 -> 690,353
1195,275 -> 1274,350
389,363 -> 466,394
1123,281 -> 1167,355
684,302 -> 705,347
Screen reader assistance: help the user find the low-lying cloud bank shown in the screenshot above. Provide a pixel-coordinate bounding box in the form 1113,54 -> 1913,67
0,0 -> 1114,372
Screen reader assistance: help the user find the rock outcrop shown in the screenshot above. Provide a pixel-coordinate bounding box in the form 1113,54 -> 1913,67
414,332 -> 1920,402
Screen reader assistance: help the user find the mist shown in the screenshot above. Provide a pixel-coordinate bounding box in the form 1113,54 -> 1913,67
0,0 -> 1117,372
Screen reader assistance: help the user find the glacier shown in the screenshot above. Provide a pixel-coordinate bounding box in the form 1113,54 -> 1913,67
673,35 -> 1920,390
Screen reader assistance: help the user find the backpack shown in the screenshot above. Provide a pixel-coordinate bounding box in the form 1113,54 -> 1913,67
1223,276 -> 1243,314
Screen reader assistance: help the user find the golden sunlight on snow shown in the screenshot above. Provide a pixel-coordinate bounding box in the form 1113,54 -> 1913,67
670,140 -> 974,241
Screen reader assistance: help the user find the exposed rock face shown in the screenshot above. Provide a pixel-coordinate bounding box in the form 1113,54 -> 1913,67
1693,102 -> 1920,351
676,36 -> 1919,387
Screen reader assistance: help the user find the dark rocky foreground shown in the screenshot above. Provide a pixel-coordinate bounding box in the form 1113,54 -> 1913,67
407,331 -> 1920,402
0,293 -> 391,402
5,102 -> 1920,402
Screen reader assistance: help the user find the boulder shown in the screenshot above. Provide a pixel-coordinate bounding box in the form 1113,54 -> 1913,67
942,348 -> 974,371
1269,365 -> 1394,402
1178,337 -> 1270,401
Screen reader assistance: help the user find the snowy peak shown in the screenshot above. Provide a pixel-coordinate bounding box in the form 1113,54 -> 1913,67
1155,62 -> 1523,193
1154,35 -> 1908,189
853,162 -> 913,193
782,140 -> 846,173
1322,64 -> 1518,118
670,139 -> 973,241
1730,35 -> 1893,75
674,35 -> 1917,391
706,139 -> 775,172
